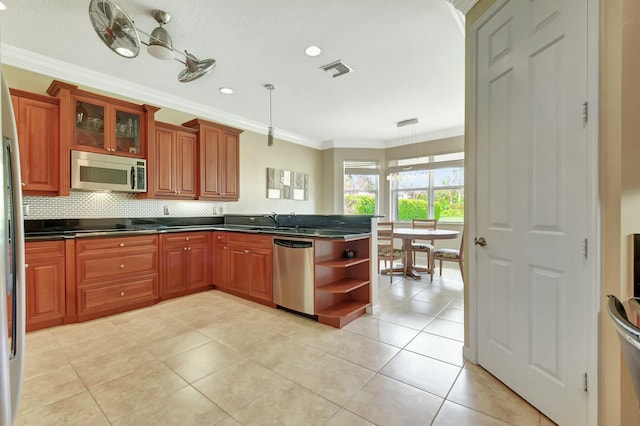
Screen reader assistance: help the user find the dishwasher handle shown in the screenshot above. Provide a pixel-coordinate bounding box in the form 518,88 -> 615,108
274,239 -> 313,249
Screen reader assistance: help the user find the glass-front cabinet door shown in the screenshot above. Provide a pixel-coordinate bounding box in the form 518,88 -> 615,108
73,98 -> 143,157
75,98 -> 106,151
114,108 -> 142,155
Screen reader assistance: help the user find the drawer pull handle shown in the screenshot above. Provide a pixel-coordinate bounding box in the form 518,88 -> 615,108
120,291 -> 125,297
119,243 -> 125,247
120,264 -> 125,269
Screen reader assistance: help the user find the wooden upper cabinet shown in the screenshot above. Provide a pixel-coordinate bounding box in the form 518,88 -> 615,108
47,80 -> 159,159
182,118 -> 243,201
147,122 -> 198,199
10,89 -> 60,195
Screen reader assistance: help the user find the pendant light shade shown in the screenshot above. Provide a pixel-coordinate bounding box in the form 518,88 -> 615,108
265,84 -> 275,147
147,10 -> 174,60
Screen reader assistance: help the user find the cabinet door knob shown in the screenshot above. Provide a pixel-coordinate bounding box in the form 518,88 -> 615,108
21,183 -> 25,187
244,249 -> 249,254
119,243 -> 125,247
24,264 -> 29,269
120,291 -> 125,297
186,237 -> 190,241
120,264 -> 125,269
184,247 -> 187,251
188,247 -> 191,251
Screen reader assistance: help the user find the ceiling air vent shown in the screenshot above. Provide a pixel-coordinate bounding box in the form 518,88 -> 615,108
320,60 -> 354,78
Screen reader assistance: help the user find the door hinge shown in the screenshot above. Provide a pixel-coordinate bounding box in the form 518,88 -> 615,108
583,372 -> 588,392
582,101 -> 588,125
582,238 -> 588,259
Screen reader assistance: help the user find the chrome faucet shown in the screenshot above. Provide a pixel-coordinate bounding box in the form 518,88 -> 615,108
266,211 -> 279,228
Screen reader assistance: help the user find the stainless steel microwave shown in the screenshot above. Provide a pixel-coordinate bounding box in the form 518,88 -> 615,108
71,150 -> 146,193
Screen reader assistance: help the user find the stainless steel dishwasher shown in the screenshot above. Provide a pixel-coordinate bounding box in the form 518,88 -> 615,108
273,238 -> 315,316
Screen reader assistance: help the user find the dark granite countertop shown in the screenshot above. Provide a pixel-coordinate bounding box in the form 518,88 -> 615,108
24,215 -> 373,241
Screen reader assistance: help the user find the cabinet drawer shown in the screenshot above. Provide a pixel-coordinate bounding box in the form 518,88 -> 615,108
78,275 -> 158,315
213,232 -> 228,244
77,252 -> 158,285
26,240 -> 64,258
76,235 -> 158,256
228,233 -> 273,248
162,232 -> 208,246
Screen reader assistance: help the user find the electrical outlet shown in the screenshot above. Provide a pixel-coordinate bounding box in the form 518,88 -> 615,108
23,204 -> 30,216
163,206 -> 169,215
218,206 -> 224,215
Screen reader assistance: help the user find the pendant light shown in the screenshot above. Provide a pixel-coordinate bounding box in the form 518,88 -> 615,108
265,84 -> 275,146
147,10 -> 174,60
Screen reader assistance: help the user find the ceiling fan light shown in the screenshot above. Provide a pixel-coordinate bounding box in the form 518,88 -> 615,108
147,25 -> 174,60
177,51 -> 216,82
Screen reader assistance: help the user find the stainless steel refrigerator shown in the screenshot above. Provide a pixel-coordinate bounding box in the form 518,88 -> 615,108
0,70 -> 26,424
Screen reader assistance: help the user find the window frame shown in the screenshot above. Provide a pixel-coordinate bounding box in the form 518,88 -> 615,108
343,160 -> 381,215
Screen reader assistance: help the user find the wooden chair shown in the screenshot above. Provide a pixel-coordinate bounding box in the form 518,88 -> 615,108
411,219 -> 437,280
377,221 -> 407,283
432,231 -> 464,282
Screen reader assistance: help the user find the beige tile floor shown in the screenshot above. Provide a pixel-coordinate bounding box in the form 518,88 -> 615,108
15,265 -> 556,426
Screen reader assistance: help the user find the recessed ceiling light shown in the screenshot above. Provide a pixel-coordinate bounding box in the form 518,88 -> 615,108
219,87 -> 234,94
0,3 -> 7,10
304,45 -> 322,57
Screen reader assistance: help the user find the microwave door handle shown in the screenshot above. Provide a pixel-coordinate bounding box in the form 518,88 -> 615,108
130,166 -> 135,190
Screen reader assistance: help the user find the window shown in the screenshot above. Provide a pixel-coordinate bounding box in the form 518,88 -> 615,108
389,153 -> 464,222
344,161 -> 379,215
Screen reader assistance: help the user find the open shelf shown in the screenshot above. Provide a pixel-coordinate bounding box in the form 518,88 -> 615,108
316,300 -> 368,318
317,278 -> 369,294
317,257 -> 369,268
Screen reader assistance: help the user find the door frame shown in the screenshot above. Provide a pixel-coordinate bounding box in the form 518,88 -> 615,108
464,0 -> 600,424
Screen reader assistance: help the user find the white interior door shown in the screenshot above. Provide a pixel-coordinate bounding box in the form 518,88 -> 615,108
474,0 -> 589,424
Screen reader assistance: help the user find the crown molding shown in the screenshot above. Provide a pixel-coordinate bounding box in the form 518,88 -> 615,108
1,44 -> 323,149
446,0 -> 479,14
383,126 -> 465,148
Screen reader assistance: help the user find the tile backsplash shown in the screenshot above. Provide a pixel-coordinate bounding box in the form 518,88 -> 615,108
23,191 -> 224,219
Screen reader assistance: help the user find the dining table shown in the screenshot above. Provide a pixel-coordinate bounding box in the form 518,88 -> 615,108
384,228 -> 460,280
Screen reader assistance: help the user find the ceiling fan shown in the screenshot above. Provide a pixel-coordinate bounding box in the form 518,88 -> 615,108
88,0 -> 140,58
87,0 -> 216,82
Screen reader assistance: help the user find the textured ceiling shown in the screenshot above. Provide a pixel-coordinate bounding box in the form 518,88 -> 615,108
0,0 -> 465,149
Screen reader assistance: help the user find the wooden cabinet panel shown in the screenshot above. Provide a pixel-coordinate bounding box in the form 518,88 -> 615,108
155,126 -> 176,194
151,122 -> 197,199
182,118 -> 243,201
10,90 -> 60,195
25,241 -> 65,331
216,232 -> 273,303
228,246 -> 248,293
78,276 -> 157,316
246,247 -> 273,302
75,235 -> 159,319
177,131 -> 197,197
160,232 -> 210,298
162,247 -> 188,294
187,244 -> 208,289
78,252 -> 157,284
213,233 -> 228,289
221,131 -> 239,199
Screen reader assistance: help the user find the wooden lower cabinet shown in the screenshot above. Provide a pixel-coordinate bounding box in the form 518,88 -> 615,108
160,232 -> 210,298
214,232 -> 273,304
75,235 -> 159,321
25,241 -> 66,331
